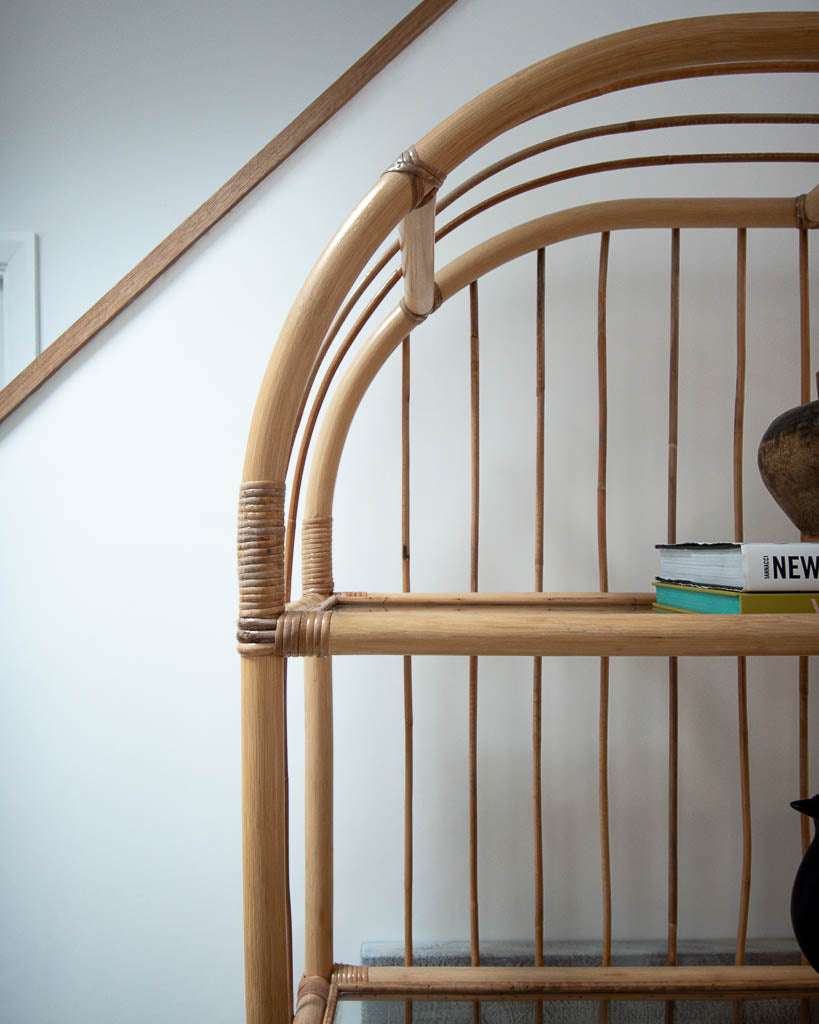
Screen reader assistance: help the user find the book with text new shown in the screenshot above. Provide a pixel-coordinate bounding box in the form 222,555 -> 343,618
656,542 -> 819,591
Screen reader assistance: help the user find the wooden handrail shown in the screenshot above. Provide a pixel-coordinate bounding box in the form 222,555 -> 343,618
0,0 -> 457,427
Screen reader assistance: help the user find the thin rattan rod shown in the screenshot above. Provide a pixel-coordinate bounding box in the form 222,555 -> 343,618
533,655 -> 543,999
667,659 -> 679,952
735,658 -> 752,961
666,228 -> 681,1024
800,229 -> 811,407
800,659 -> 810,856
401,337 -> 413,1024
734,229 -> 747,545
468,283 -> 480,1024
470,282 -> 480,596
597,233 -> 610,596
439,113 -> 819,214
440,153 -> 819,243
284,662 -> 293,1019
798,224 -> 813,868
597,235 -> 612,1009
535,249 -> 546,594
799,658 -> 810,1014
798,232 -> 812,1018
533,248 -> 546,1024
402,339 -> 412,595
668,229 -> 680,548
734,231 -> 752,1024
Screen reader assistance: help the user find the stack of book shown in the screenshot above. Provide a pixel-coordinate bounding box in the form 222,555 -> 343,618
653,542 -> 819,614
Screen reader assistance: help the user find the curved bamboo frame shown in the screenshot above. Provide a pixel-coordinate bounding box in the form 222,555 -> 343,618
238,14 -> 819,1024
302,195 -> 802,525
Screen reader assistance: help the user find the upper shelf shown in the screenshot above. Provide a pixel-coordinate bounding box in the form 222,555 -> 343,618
322,592 -> 819,657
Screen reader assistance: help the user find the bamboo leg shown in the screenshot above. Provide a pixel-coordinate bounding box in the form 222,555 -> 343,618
242,654 -> 292,1024
305,657 -> 334,982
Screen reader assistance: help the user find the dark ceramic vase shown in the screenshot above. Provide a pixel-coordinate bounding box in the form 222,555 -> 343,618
758,376 -> 819,537
791,794 -> 819,973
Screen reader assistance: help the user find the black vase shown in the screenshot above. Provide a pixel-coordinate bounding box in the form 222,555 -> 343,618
791,793 -> 819,972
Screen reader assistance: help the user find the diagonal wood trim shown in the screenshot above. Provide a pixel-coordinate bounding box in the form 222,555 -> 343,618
0,0 -> 457,426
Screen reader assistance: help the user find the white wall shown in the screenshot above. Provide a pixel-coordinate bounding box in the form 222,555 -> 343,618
1,0 -> 414,348
1,2 -> 818,1022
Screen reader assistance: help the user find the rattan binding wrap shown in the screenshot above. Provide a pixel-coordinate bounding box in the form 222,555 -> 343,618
333,964 -> 369,985
400,283 -> 443,325
238,485 -> 334,654
296,975 -> 331,1009
385,146 -> 446,208
238,481 -> 285,641
238,605 -> 335,658
278,607 -> 334,659
302,515 -> 334,596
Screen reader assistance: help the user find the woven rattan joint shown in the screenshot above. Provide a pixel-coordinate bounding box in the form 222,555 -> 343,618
386,146 -> 446,318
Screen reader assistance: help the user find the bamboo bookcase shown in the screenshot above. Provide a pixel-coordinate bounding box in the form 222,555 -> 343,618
237,14 -> 819,1024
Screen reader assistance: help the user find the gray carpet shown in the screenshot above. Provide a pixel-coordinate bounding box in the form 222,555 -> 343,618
359,939 -> 817,1023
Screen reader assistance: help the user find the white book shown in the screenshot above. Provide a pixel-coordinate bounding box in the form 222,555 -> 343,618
656,542 -> 819,591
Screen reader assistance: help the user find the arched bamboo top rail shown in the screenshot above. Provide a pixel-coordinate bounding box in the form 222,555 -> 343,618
241,11 -> 819,490
302,193 -> 808,528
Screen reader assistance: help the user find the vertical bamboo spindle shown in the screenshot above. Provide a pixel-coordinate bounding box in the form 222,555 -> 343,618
241,654 -> 292,1024
597,233 -> 612,1024
533,249 -> 546,1024
304,656 -> 334,984
798,227 -> 812,1024
401,337 -> 414,1024
800,228 -> 811,409
666,229 -> 681,1024
733,229 -> 751,1024
799,227 -> 812,852
469,281 -> 481,1024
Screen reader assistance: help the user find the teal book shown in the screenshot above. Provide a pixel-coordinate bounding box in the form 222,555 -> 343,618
653,580 -> 819,614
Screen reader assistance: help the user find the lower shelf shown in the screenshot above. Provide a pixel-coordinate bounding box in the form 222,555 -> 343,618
334,964 -> 819,1001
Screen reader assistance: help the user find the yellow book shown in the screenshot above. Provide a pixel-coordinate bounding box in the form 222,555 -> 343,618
653,580 -> 819,614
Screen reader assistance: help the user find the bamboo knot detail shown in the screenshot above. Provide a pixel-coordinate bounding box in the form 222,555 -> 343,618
385,145 -> 446,208
400,282 -> 443,325
237,481 -> 285,644
302,516 -> 334,596
296,975 -> 330,1011
796,193 -> 819,229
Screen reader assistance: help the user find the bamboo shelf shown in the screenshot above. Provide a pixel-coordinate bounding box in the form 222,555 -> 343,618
323,592 -> 819,657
